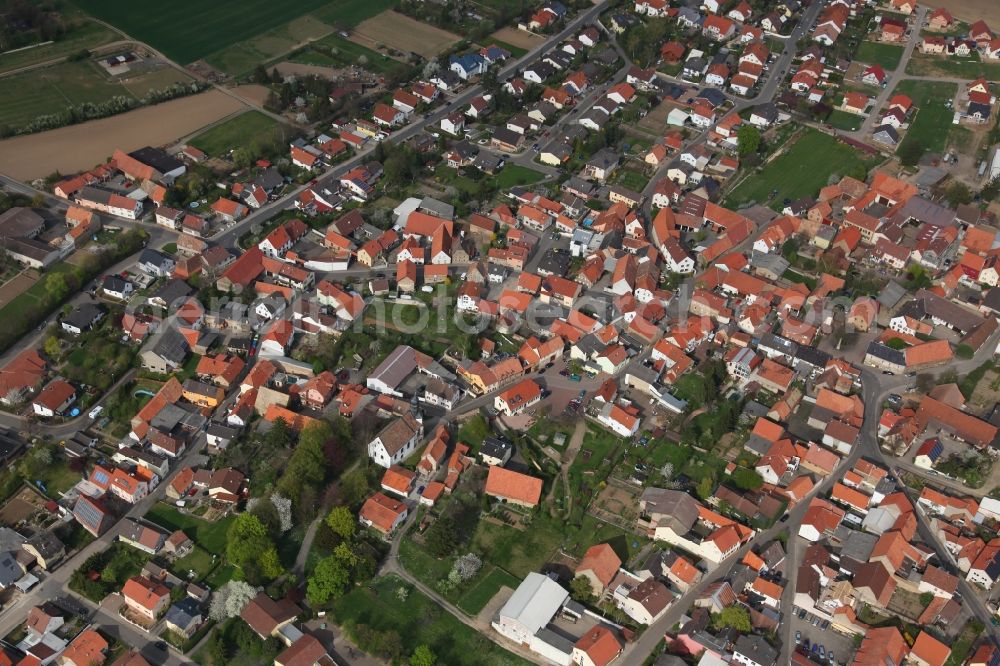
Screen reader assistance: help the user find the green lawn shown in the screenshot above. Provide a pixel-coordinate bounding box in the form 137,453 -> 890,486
173,546 -> 218,581
724,129 -> 880,210
566,426 -> 625,505
0,21 -> 119,74
189,111 -> 291,157
472,514 -> 565,579
331,575 -> 531,665
145,504 -> 235,556
892,79 -> 957,155
495,165 -> 546,189
398,539 -> 520,616
456,567 -> 520,615
76,0 -> 341,63
614,168 -> 649,192
36,456 -> 84,497
826,109 -> 862,131
906,52 -> 1000,80
0,60 -> 134,131
854,41 -> 904,70
291,34 -> 415,77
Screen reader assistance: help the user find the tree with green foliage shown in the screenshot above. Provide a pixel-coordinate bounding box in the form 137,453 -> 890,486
43,336 -> 60,359
325,506 -> 356,542
411,645 -> 437,666
424,515 -> 459,557
731,467 -> 764,491
45,273 -> 69,302
955,344 -> 974,359
885,337 -> 907,350
570,575 -> 594,602
277,420 -> 332,504
713,605 -> 752,632
737,125 -> 761,157
226,514 -> 283,584
697,476 -> 715,499
945,182 -> 973,208
898,140 -> 925,167
306,555 -> 351,605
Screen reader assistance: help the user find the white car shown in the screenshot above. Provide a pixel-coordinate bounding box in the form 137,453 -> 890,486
88,406 -> 103,420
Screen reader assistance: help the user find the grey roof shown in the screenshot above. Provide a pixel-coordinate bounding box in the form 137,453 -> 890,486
102,275 -> 131,293
877,281 -> 908,309
839,529 -> 878,563
758,333 -> 797,357
165,597 -> 202,629
23,531 -> 63,559
872,124 -> 899,144
129,146 -> 183,174
749,251 -> 789,275
896,196 -> 956,228
139,248 -> 171,267
640,487 -> 700,533
913,288 -> 985,332
0,529 -> 25,553
62,303 -> 104,330
368,345 -> 419,391
562,177 -> 597,197
497,572 -> 568,632
751,103 -> 779,122
793,345 -> 830,369
534,626 -> 575,655
0,551 -> 22,588
255,167 -> 284,191
481,437 -> 512,459
0,207 -> 43,239
146,326 -> 189,365
734,635 -> 778,666
586,148 -> 620,171
149,279 -> 193,308
865,341 -> 905,365
419,197 -> 455,220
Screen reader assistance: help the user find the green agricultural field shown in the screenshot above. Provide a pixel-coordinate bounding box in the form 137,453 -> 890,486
189,111 -> 292,157
854,41 -> 904,70
906,52 -> 1000,80
725,129 -> 880,210
0,20 -> 119,74
893,79 -> 958,155
310,0 -> 399,27
290,34 -> 415,78
0,59 -> 133,130
204,15 -> 333,77
75,0 -> 334,63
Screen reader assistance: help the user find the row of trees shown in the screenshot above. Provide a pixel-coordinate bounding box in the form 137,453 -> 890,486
5,82 -> 207,137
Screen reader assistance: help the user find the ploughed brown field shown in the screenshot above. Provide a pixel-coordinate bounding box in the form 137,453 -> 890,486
348,11 -> 461,59
0,90 -> 246,181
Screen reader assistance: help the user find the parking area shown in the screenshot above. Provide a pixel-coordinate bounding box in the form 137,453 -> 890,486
789,606 -> 856,666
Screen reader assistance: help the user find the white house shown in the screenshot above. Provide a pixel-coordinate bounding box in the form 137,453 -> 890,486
367,413 -> 423,468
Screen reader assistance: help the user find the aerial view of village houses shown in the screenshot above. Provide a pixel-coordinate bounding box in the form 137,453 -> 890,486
7,0 -> 1000,664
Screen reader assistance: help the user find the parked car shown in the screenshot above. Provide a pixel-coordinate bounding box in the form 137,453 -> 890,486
569,374 -> 582,382
795,631 -> 801,645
